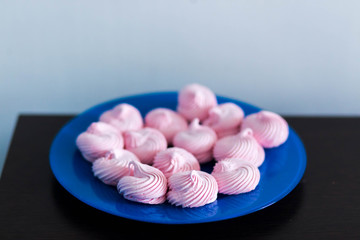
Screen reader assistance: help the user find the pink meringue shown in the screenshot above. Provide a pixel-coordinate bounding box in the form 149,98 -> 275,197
167,170 -> 218,208
145,108 -> 188,144
203,103 -> 244,138
212,159 -> 260,195
76,122 -> 124,162
92,149 -> 140,186
241,111 -> 289,148
177,83 -> 218,121
124,127 -> 167,165
153,147 -> 200,178
213,128 -> 265,167
173,118 -> 217,164
99,103 -> 143,132
117,161 -> 168,204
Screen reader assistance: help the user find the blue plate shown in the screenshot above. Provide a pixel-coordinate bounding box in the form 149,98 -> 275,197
50,92 -> 306,224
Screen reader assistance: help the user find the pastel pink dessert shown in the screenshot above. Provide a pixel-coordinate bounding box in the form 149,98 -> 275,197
213,128 -> 265,167
173,118 -> 217,164
153,147 -> 200,178
177,83 -> 218,121
145,108 -> 188,144
76,122 -> 124,162
241,111 -> 289,148
203,103 -> 244,138
167,170 -> 218,208
212,159 -> 260,195
117,161 -> 168,204
124,127 -> 167,165
99,103 -> 143,132
92,149 -> 140,186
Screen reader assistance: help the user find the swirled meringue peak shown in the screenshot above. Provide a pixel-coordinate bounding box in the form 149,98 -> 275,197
212,159 -> 260,195
241,111 -> 289,148
145,108 -> 188,144
76,122 -> 124,162
117,161 -> 168,204
203,103 -> 244,138
153,147 -> 200,178
92,149 -> 140,186
124,127 -> 167,164
213,128 -> 265,167
173,118 -> 217,164
99,103 -> 143,132
167,170 -> 218,208
177,83 -> 218,121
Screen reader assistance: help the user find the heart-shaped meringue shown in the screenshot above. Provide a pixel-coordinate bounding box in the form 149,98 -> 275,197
124,127 -> 167,165
203,103 -> 244,138
153,147 -> 200,178
145,108 -> 188,144
99,103 -> 143,132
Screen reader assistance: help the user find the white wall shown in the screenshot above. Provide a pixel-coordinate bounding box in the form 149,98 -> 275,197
1,0 -> 360,175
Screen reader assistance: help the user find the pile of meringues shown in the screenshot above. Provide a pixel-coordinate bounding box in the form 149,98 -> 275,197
76,83 -> 289,208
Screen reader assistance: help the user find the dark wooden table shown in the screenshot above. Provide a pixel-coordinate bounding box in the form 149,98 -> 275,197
1,115 -> 360,239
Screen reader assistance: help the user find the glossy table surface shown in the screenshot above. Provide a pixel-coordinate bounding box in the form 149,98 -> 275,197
1,115 -> 360,239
